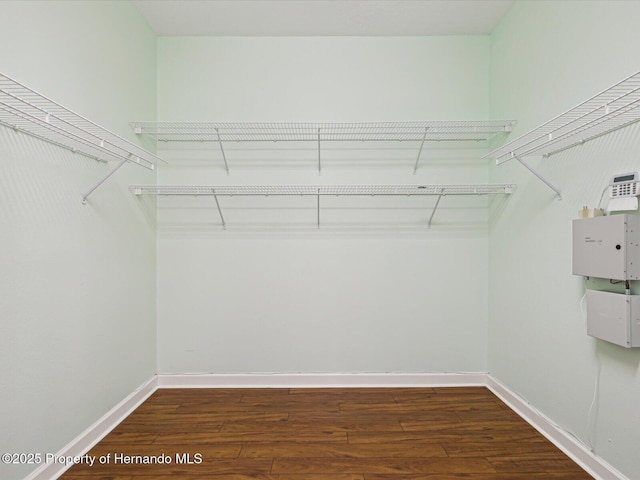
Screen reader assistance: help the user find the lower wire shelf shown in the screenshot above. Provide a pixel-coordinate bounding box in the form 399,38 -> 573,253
130,183 -> 516,229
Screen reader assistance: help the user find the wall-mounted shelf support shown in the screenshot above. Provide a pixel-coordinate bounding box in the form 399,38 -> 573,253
215,128 -> 229,175
131,121 -> 515,174
82,158 -> 128,204
317,188 -> 321,228
428,191 -> 444,228
413,127 -> 428,175
0,72 -> 164,203
317,128 -> 321,175
211,188 -> 226,229
514,156 -> 562,199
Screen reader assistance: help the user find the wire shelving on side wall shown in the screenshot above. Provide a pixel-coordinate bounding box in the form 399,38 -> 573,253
484,71 -> 640,199
0,72 -> 165,203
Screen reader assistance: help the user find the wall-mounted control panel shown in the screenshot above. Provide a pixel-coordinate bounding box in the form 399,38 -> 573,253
572,214 -> 640,280
610,172 -> 640,198
586,290 -> 640,347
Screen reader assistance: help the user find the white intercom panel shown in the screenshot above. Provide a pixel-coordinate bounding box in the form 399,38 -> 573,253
586,290 -> 640,348
572,214 -> 640,280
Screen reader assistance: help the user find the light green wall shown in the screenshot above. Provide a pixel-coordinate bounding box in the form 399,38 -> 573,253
0,2 -> 157,479
489,1 -> 640,477
158,36 -> 490,121
156,36 -> 492,375
5,1 -> 640,478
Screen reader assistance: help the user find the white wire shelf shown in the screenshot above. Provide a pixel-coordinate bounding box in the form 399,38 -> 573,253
131,121 -> 515,143
0,72 -> 164,170
486,71 -> 640,164
130,183 -> 515,229
131,120 -> 515,175
130,184 -> 515,196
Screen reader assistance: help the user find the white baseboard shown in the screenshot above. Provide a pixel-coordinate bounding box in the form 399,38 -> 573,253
23,372 -> 625,480
156,372 -> 487,388
486,375 -> 627,480
24,375 -> 158,480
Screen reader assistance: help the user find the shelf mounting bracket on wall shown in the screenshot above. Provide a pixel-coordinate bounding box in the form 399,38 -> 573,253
317,128 -> 321,175
316,187 -> 320,228
413,127 -> 428,175
427,190 -> 445,228
514,155 -> 562,199
211,187 -> 226,229
82,158 -> 128,204
215,128 -> 230,175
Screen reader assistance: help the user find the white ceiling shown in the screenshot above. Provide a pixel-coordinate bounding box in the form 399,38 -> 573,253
132,0 -> 515,36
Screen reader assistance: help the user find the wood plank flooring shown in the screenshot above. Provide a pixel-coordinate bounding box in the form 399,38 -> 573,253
59,387 -> 592,479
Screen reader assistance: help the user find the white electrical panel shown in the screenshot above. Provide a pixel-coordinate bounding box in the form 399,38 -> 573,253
572,214 -> 640,280
586,290 -> 640,347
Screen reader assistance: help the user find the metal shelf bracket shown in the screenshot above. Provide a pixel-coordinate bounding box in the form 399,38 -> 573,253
413,127 -> 428,175
514,155 -> 562,199
427,191 -> 444,228
215,128 -> 229,175
316,187 -> 320,228
317,128 -> 321,175
211,188 -> 226,229
82,158 -> 128,204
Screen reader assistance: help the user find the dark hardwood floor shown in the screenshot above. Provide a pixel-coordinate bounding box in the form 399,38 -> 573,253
60,387 -> 592,479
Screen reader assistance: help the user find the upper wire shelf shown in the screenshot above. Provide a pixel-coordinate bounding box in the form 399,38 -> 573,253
485,71 -> 640,164
131,120 -> 515,175
0,72 -> 164,170
131,121 -> 515,143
